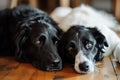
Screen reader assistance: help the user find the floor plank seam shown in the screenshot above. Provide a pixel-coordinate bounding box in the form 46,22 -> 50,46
109,56 -> 118,80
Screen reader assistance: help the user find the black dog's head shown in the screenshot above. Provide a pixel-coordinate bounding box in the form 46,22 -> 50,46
58,25 -> 108,73
15,22 -> 62,71
10,5 -> 63,71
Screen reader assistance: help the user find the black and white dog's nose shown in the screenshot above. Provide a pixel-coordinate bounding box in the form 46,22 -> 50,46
79,62 -> 89,71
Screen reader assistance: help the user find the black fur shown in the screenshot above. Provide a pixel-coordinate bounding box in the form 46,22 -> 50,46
0,5 -> 63,71
88,27 -> 108,62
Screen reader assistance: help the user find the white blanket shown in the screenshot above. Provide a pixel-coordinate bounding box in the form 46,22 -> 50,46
51,4 -> 120,62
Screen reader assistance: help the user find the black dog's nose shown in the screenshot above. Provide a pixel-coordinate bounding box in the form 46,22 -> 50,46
79,62 -> 89,71
51,58 -> 60,67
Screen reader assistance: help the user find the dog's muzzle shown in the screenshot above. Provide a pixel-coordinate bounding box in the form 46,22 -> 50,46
46,58 -> 62,71
74,51 -> 94,73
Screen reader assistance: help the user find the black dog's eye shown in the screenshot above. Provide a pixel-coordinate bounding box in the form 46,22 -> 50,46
35,40 -> 41,45
35,35 -> 46,46
85,42 -> 93,49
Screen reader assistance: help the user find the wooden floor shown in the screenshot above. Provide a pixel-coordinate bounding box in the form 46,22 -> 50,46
0,56 -> 120,80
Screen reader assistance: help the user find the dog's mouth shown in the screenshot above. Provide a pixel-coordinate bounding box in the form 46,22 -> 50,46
46,65 -> 62,71
32,61 -> 62,71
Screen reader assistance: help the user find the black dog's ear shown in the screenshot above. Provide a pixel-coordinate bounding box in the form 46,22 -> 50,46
88,27 -> 108,62
15,26 -> 30,62
50,18 -> 64,38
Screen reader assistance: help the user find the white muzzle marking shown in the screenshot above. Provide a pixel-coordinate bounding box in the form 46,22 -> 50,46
74,51 -> 94,73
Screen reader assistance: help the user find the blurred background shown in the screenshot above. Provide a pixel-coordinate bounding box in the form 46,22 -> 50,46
0,0 -> 120,22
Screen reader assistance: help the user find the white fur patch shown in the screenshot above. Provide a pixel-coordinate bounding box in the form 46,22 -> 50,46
74,51 -> 94,73
51,4 -> 120,56
114,42 -> 120,63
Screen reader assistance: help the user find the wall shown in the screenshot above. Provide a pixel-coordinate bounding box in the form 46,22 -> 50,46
0,0 -> 9,10
92,0 -> 113,12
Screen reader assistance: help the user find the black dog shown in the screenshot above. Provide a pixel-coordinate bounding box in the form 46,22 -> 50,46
0,5 -> 63,71
58,25 -> 108,73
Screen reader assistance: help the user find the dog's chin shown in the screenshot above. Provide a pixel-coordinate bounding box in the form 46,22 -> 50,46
74,67 -> 94,74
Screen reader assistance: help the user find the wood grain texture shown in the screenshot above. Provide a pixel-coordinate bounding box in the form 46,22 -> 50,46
9,0 -> 18,8
0,56 -> 119,80
114,0 -> 120,22
60,0 -> 70,7
28,0 -> 38,8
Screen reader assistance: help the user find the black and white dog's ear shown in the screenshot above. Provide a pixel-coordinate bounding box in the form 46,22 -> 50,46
15,26 -> 30,62
88,27 -> 108,62
89,27 -> 108,47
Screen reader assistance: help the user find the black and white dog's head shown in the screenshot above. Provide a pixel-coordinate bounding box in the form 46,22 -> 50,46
58,25 -> 108,73
0,5 -> 63,71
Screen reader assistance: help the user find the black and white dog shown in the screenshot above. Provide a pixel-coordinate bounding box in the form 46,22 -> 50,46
0,5 -> 63,71
58,25 -> 108,73
51,4 -> 120,73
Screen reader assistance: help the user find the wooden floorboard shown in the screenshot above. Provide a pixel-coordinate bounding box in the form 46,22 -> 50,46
0,57 -> 19,80
110,55 -> 120,80
30,70 -> 45,80
0,56 -> 118,80
2,64 -> 35,80
55,57 -> 117,80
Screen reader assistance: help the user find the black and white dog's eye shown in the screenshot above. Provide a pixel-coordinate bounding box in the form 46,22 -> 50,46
68,41 -> 75,51
54,40 -> 58,44
86,42 -> 93,49
68,47 -> 73,51
52,37 -> 59,45
39,35 -> 46,41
